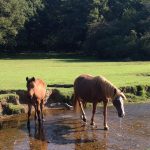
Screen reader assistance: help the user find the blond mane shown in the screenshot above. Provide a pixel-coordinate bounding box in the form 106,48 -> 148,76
95,76 -> 121,100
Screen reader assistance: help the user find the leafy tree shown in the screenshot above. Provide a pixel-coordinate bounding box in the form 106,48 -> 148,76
0,0 -> 43,51
0,0 -> 27,48
0,0 -> 149,60
83,0 -> 150,59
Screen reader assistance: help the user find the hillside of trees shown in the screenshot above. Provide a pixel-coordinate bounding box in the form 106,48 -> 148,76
0,0 -> 150,59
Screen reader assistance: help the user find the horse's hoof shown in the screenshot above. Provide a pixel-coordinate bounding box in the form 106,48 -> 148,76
47,140 -> 51,143
81,124 -> 86,127
81,120 -> 87,127
81,120 -> 87,124
91,125 -> 97,129
81,115 -> 87,122
104,126 -> 109,130
90,122 -> 95,126
83,118 -> 87,122
42,119 -> 46,122
90,122 -> 97,128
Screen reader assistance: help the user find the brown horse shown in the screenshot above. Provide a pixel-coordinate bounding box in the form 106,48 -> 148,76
26,77 -> 46,123
73,74 -> 126,130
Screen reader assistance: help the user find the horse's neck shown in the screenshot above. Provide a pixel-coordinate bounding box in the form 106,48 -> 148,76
104,82 -> 115,100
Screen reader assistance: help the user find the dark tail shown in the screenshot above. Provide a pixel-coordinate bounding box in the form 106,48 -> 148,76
73,94 -> 81,113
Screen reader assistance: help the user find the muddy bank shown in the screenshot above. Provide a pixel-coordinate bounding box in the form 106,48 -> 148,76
0,89 -> 72,118
0,103 -> 150,150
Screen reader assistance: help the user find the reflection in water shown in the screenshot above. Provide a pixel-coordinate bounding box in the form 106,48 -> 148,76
116,118 -> 123,137
75,129 -> 108,150
71,120 -> 108,150
27,121 -> 48,150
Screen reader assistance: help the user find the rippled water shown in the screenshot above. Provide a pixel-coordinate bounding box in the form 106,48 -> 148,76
0,103 -> 150,150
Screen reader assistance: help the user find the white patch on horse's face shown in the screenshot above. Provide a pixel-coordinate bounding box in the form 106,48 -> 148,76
113,96 -> 125,118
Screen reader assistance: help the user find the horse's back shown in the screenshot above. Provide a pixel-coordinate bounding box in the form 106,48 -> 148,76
74,74 -> 93,91
33,79 -> 46,100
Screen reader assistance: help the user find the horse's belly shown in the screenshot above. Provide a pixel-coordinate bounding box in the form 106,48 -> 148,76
77,89 -> 103,103
78,92 -> 98,102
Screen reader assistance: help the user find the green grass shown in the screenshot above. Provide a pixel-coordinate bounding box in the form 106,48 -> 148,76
0,54 -> 150,91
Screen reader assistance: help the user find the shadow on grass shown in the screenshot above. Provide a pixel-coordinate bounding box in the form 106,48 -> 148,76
0,52 -> 141,62
0,52 -> 107,62
0,52 -> 55,60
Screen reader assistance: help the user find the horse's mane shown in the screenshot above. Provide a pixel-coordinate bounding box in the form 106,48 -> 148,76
95,76 -> 120,100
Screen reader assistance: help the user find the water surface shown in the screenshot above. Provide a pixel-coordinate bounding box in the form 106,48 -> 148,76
0,103 -> 150,150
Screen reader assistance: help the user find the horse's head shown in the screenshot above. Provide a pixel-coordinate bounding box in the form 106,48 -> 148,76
26,77 -> 35,91
113,92 -> 126,118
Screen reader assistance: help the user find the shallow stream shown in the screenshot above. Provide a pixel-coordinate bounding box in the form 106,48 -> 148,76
0,103 -> 150,150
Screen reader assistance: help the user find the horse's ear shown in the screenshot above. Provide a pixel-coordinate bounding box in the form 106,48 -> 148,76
114,88 -> 117,95
32,77 -> 35,81
26,77 -> 29,81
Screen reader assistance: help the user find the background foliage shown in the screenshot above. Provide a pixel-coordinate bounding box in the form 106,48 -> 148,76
0,0 -> 150,59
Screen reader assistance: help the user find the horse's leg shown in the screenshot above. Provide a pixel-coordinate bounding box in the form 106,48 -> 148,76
37,100 -> 41,122
34,104 -> 37,121
27,103 -> 32,126
90,102 -> 97,126
103,100 -> 109,130
78,99 -> 87,122
40,100 -> 45,122
27,104 -> 32,136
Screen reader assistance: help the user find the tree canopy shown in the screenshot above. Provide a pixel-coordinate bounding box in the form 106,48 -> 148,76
0,0 -> 150,59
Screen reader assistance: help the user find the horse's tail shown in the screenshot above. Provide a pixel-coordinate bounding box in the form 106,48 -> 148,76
73,94 -> 81,113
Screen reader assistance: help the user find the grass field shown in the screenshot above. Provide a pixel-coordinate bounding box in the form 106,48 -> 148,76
0,53 -> 150,91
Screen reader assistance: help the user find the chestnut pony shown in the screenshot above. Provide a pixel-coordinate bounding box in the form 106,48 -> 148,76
26,77 -> 46,123
74,74 -> 126,130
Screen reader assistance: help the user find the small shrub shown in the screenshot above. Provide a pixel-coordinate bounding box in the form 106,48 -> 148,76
136,85 -> 146,97
3,103 -> 24,115
46,89 -> 73,106
0,94 -> 19,104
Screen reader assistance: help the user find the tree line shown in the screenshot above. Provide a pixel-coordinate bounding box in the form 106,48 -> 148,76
0,0 -> 150,59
